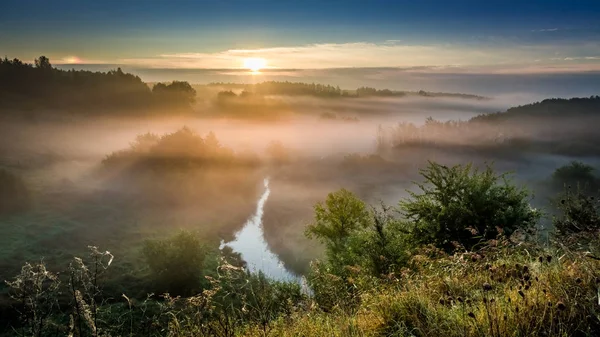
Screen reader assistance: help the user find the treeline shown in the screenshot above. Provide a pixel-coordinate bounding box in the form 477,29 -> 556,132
0,56 -> 195,116
378,96 -> 600,157
212,81 -> 346,97
471,96 -> 600,123
209,81 -> 488,99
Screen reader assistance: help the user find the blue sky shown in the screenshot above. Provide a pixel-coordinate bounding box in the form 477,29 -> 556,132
1,0 -> 600,72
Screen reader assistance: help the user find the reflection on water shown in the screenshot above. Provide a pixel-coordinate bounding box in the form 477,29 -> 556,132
220,178 -> 302,283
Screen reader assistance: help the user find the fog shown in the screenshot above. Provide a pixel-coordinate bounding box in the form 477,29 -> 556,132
1,90 -> 599,280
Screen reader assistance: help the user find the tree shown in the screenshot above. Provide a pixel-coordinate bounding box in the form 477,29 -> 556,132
34,56 -> 51,70
552,161 -> 598,191
152,81 -> 197,107
305,189 -> 370,270
399,161 -> 541,252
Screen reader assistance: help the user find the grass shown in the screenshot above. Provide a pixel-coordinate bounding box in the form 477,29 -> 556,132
245,241 -> 600,337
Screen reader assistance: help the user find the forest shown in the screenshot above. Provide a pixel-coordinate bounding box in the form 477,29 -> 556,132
0,57 -> 196,116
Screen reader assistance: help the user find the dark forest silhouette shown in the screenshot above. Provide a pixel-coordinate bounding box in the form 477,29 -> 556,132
209,81 -> 488,99
0,56 -> 196,116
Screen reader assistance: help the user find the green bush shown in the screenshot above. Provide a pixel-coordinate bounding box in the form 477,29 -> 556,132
552,161 -> 598,191
305,189 -> 370,271
399,162 -> 541,252
142,231 -> 207,295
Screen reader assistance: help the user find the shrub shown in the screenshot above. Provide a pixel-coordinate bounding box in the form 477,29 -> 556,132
142,231 -> 207,295
553,185 -> 600,243
5,262 -> 60,336
399,161 -> 541,252
552,161 -> 598,191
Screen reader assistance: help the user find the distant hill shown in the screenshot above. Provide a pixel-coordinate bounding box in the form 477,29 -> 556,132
382,96 -> 600,157
470,96 -> 600,123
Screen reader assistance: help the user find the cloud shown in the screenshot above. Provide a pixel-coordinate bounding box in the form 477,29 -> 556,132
112,41 -> 600,74
532,28 -> 559,32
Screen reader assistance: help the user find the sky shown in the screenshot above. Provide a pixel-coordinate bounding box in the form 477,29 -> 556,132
1,0 -> 600,76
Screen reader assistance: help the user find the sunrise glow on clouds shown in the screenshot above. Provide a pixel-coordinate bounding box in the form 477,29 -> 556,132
113,40 -> 600,74
3,0 -> 600,75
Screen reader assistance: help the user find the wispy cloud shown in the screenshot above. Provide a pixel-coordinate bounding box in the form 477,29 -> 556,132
119,42 -> 588,69
108,41 -> 600,74
532,28 -> 559,32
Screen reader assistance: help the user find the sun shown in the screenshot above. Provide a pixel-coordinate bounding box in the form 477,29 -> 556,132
63,56 -> 81,64
243,58 -> 266,72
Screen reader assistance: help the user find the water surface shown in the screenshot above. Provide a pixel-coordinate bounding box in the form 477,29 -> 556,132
220,178 -> 300,282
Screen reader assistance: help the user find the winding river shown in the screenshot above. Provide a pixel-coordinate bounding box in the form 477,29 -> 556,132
220,178 -> 302,283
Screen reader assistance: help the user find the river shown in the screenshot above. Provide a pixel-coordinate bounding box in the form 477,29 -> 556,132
220,178 -> 303,284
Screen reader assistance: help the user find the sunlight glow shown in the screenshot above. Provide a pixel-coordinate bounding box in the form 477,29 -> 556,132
243,57 -> 266,72
63,56 -> 81,64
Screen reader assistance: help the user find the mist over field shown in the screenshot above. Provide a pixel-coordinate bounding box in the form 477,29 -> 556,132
3,1 -> 600,334
2,80 -> 599,281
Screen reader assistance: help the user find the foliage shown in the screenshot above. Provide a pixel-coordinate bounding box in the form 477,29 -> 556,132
152,81 -> 196,107
261,241 -> 600,337
552,161 -> 598,191
5,262 -> 60,337
4,246 -> 113,337
6,160 -> 600,336
142,231 -> 207,295
306,189 -> 370,270
0,56 -> 195,115
102,127 -> 261,171
0,168 -> 30,215
553,185 -> 600,238
399,162 -> 541,252
305,192 -> 410,312
208,81 -> 487,99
